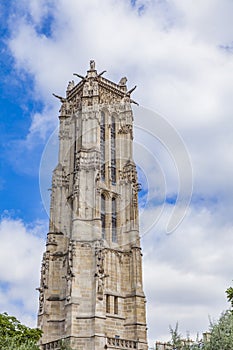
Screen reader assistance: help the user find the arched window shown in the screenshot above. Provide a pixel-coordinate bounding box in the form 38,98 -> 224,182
101,194 -> 106,239
112,197 -> 117,243
114,296 -> 118,314
100,112 -> 105,181
106,294 -> 110,313
111,116 -> 116,184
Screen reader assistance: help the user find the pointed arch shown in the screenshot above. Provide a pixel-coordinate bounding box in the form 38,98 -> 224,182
111,115 -> 116,184
100,111 -> 106,181
112,197 -> 117,243
101,193 -> 106,239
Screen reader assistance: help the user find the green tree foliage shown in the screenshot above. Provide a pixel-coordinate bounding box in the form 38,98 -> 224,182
168,322 -> 184,349
167,323 -> 201,350
226,283 -> 233,308
168,311 -> 233,350
204,310 -> 233,350
166,284 -> 233,350
0,337 -> 40,350
0,312 -> 42,349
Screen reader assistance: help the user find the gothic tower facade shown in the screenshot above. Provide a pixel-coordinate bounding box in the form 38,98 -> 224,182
37,61 -> 148,350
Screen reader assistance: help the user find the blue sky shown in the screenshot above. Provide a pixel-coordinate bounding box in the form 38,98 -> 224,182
0,2 -> 46,223
1,0 -> 233,347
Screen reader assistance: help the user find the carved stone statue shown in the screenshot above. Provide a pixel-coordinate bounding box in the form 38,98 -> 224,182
67,240 -> 75,277
36,287 -> 44,313
66,275 -> 72,301
67,80 -> 75,92
95,247 -> 108,300
90,60 -> 95,70
41,252 -> 49,288
119,77 -> 127,86
39,290 -> 44,313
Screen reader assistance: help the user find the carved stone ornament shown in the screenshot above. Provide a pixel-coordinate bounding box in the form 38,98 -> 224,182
47,234 -> 57,245
39,288 -> 44,313
99,87 -> 122,105
66,275 -> 72,302
118,124 -> 132,135
41,252 -> 50,289
94,246 -> 108,300
119,77 -> 127,86
90,60 -> 95,70
76,150 -> 100,170
67,240 -> 76,277
66,80 -> 75,92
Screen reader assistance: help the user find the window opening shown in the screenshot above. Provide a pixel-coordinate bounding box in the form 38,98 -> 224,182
114,296 -> 118,314
112,197 -> 117,243
111,116 -> 116,184
106,294 -> 110,313
100,112 -> 105,181
101,194 -> 106,239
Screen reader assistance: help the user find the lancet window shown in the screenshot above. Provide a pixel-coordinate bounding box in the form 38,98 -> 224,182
112,197 -> 117,243
101,194 -> 106,239
114,296 -> 118,314
106,294 -> 110,313
111,116 -> 116,184
100,112 -> 106,181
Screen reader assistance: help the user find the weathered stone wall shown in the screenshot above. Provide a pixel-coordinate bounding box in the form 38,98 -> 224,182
38,61 -> 148,350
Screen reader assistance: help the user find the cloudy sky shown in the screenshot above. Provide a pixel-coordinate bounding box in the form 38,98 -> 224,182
1,0 -> 233,347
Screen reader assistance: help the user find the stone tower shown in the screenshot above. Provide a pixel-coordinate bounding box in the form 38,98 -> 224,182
37,61 -> 148,350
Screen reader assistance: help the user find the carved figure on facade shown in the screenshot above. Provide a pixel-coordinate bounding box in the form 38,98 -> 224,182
67,80 -> 75,92
37,288 -> 44,313
65,275 -> 72,302
99,87 -> 121,104
93,81 -> 98,95
95,247 -> 108,300
63,240 -> 76,301
83,82 -> 89,97
118,124 -> 132,138
67,240 -> 76,277
37,252 -> 50,313
53,93 -> 74,116
121,162 -> 137,184
63,100 -> 74,116
47,234 -> 57,245
95,172 -> 101,199
132,186 -> 138,219
73,94 -> 82,110
95,171 -> 100,185
90,60 -> 95,70
119,77 -> 127,86
41,252 -> 50,288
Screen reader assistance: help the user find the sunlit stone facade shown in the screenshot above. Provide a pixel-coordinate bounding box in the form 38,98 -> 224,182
37,61 -> 148,350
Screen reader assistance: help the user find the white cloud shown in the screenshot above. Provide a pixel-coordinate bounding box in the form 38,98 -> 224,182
4,0 -> 233,345
142,204 -> 233,344
0,217 -> 45,327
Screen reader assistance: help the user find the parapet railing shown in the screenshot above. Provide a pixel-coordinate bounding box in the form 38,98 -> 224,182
107,337 -> 137,348
41,340 -> 61,350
